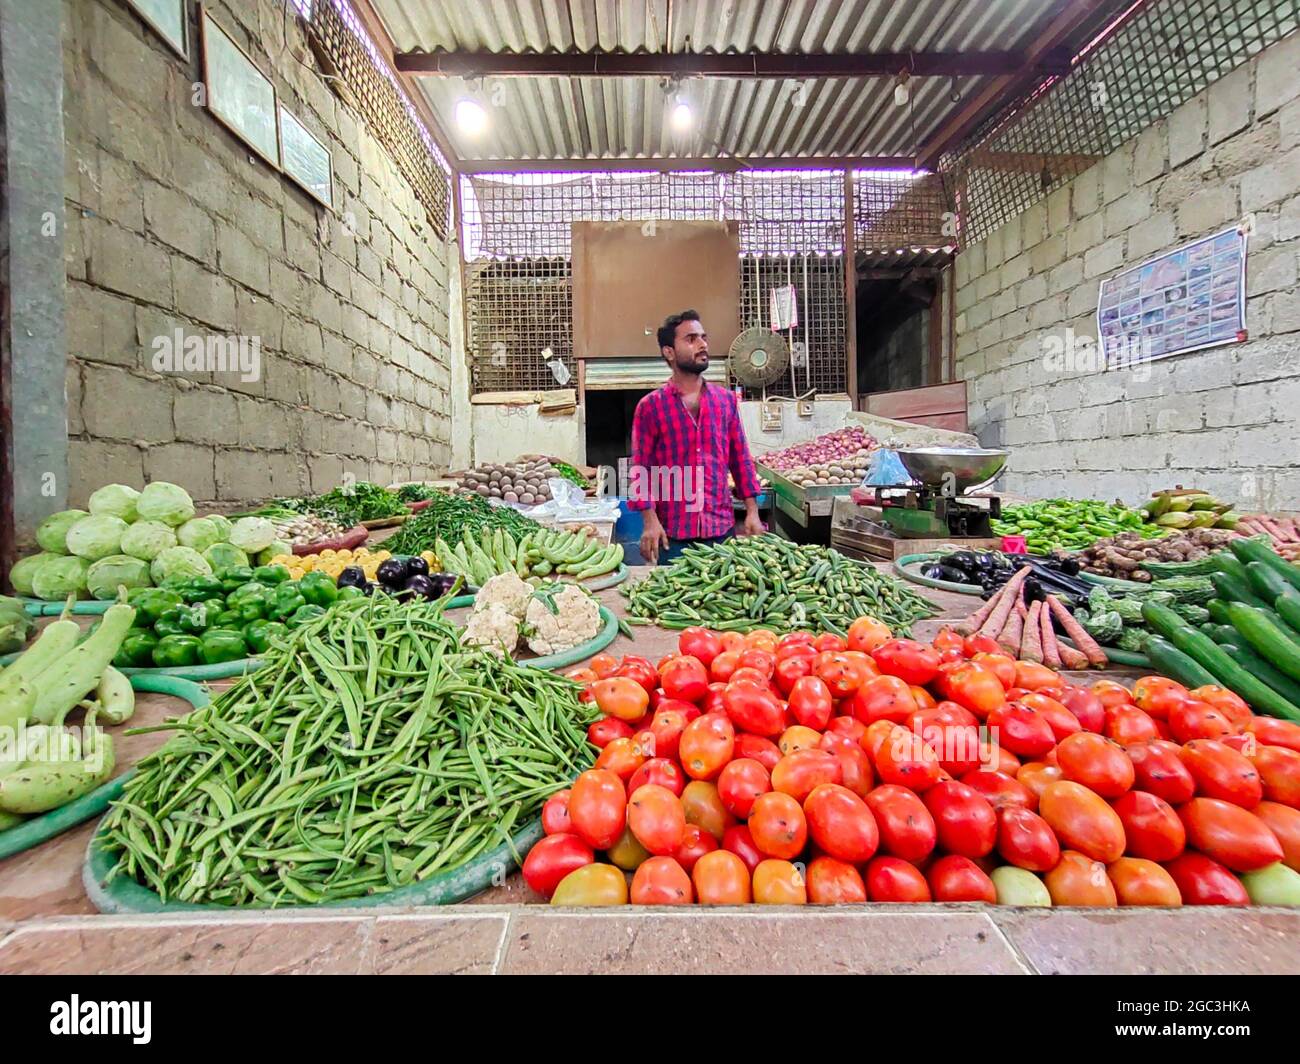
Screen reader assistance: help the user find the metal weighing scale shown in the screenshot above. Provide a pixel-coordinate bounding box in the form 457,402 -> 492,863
871,447 -> 1008,539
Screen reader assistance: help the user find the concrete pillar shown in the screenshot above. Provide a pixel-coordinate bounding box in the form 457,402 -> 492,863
1,0 -> 68,557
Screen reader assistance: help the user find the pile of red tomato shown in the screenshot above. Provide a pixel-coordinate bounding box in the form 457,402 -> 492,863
524,621 -> 1300,907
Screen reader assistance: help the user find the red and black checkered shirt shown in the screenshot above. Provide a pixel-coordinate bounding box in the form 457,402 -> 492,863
626,380 -> 762,540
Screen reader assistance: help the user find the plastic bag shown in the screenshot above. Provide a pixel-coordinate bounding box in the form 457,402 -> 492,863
520,478 -> 621,522
864,448 -> 916,487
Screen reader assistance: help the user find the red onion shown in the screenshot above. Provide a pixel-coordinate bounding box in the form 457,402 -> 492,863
758,426 -> 878,472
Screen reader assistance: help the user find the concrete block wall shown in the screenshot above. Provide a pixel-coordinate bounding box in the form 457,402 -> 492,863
62,0 -> 455,508
954,32 -> 1300,512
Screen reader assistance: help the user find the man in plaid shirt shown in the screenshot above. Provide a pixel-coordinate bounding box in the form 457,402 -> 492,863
628,310 -> 765,564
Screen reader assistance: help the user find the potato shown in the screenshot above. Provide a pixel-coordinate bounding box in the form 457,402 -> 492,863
476,484 -> 491,496
504,491 -> 519,503
520,492 -> 535,505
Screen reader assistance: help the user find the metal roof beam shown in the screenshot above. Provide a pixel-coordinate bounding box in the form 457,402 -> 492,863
394,50 -> 1057,78
458,155 -> 920,174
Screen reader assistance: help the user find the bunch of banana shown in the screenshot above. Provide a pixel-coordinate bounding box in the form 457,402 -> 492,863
1142,487 -> 1239,530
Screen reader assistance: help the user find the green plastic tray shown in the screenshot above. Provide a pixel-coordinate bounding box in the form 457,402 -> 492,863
0,674 -> 210,862
894,552 -> 983,596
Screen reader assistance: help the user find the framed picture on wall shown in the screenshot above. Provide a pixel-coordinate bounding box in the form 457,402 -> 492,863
199,6 -> 280,169
120,0 -> 188,59
278,106 -> 334,209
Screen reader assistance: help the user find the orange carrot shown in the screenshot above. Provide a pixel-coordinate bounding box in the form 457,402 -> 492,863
1046,594 -> 1108,667
1039,596 -> 1063,669
997,586 -> 1026,656
978,566 -> 1031,639
960,582 -> 1006,635
1021,601 -> 1044,663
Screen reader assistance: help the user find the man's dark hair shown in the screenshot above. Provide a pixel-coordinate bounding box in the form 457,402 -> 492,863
657,310 -> 701,352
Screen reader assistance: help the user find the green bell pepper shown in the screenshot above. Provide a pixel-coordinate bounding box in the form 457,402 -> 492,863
199,628 -> 248,664
270,584 -> 307,621
214,608 -> 243,628
113,630 -> 160,669
235,595 -> 268,623
287,604 -> 327,628
200,596 -> 227,620
227,581 -> 267,604
336,585 -> 367,601
152,634 -> 202,668
127,587 -> 183,626
243,619 -> 288,655
153,607 -> 186,639
177,602 -> 214,634
298,571 -> 339,608
218,566 -> 255,594
253,564 -> 291,585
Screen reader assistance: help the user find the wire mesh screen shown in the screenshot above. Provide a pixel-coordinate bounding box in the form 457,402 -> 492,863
941,0 -> 1300,245
854,171 -> 952,250
304,0 -> 451,235
739,255 -> 848,399
466,258 -> 574,393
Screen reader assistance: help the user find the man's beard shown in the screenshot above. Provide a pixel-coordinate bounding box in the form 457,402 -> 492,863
676,354 -> 708,375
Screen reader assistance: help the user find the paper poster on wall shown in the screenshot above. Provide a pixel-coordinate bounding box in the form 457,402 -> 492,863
279,106 -> 334,209
769,285 -> 799,330
121,0 -> 188,58
200,7 -> 280,169
1097,224 -> 1248,368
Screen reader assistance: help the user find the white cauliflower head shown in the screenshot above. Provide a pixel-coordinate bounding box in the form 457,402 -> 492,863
474,571 -> 532,618
524,584 -> 602,656
462,602 -> 520,655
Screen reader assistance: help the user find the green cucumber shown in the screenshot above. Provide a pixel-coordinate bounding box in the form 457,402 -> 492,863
1214,552 -> 1253,585
1224,602 -> 1300,682
1206,598 -> 1232,625
1143,635 -> 1218,689
1277,592 -> 1300,636
1230,537 -> 1300,591
1218,641 -> 1300,707
1210,571 -> 1269,609
1206,624 -> 1242,645
1246,561 -> 1293,604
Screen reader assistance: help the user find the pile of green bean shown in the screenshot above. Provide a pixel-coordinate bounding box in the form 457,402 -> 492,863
100,595 -> 597,907
622,534 -> 939,636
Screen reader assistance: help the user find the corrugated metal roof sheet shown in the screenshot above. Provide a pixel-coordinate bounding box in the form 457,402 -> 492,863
370,0 -> 1082,161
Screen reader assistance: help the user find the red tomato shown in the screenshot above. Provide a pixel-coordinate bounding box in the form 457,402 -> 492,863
804,783 -> 879,863
1163,852 -> 1249,905
806,856 -> 868,904
566,667 -> 597,685
630,856 -> 693,905
1038,780 -> 1126,864
1108,857 -> 1182,906
1045,850 -> 1117,906
591,676 -> 651,722
979,740 -> 1022,776
1189,685 -> 1253,730
1105,705 -> 1161,746
961,769 -> 1037,812
922,780 -> 997,858
827,715 -> 868,742
1248,716 -> 1300,754
864,783 -> 938,862
777,630 -> 816,650
927,855 -> 996,902
786,675 -> 833,730
1090,680 -> 1134,707
678,713 -> 736,781
1180,739 -> 1264,808
721,680 -> 785,738
1013,661 -> 1060,691
589,653 -> 619,679
627,784 -> 687,855
1131,676 -> 1190,721
522,834 -> 596,898
647,707 -> 690,763
1178,797 -> 1283,872
1126,739 -> 1197,805
861,719 -> 897,760
748,791 -> 808,860
1057,686 -> 1107,733
969,651 -> 1016,690
672,823 -> 718,873
718,632 -> 744,652
773,653 -> 815,696
750,859 -> 807,904
771,748 -> 842,803
616,659 -> 659,694
1254,801 -> 1300,871
1168,700 -> 1235,744
680,780 -> 733,842
659,656 -> 709,704
568,769 -> 628,850
847,616 -> 893,654
779,725 -> 823,756
627,757 -> 686,798
721,824 -> 764,874
987,702 -> 1056,758
1111,789 -> 1186,862
815,653 -> 872,698
743,629 -> 779,653
939,661 -> 1007,720
716,758 -> 772,819
867,856 -> 932,902
846,674 -> 918,726
595,736 -> 648,781
737,648 -> 776,680
918,721 -> 983,778
908,700 -> 979,733
729,667 -> 775,691
996,806 -> 1060,871
811,632 -> 846,654
1250,744 -> 1300,807
700,684 -> 726,716
733,732 -> 782,771
542,789 -> 573,836
963,633 -> 1002,658
1055,732 -> 1135,798
831,743 -> 875,798
709,650 -> 742,684
872,639 -> 941,686
1016,761 -> 1064,801
911,685 -> 939,709
588,718 -> 635,749
1019,692 -> 1082,742
678,627 -> 723,668
872,724 -> 945,792
692,849 -> 752,904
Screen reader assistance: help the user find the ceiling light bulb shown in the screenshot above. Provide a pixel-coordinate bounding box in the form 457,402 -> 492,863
455,98 -> 488,135
671,100 -> 693,131
894,81 -> 909,106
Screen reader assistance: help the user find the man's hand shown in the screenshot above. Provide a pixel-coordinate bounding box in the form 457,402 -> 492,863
738,499 -> 765,537
640,513 -> 671,565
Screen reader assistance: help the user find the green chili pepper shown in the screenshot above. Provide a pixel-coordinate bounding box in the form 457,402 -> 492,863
151,633 -> 202,668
